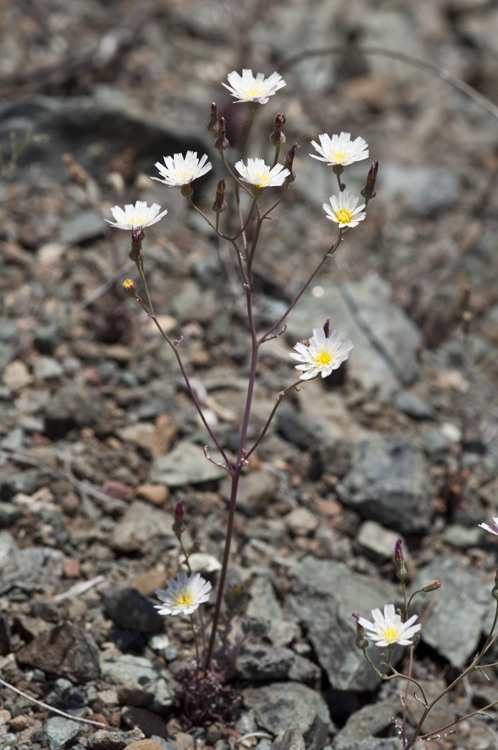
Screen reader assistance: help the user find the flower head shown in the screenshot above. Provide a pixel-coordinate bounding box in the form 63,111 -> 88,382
290,327 -> 353,381
323,191 -> 366,229
479,517 -> 498,536
235,158 -> 289,189
155,572 -> 212,616
310,132 -> 369,166
152,151 -> 212,187
106,201 -> 167,231
222,69 -> 286,104
358,604 -> 421,647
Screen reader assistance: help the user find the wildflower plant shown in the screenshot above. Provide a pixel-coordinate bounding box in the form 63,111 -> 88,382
355,538 -> 498,748
107,68 -> 376,721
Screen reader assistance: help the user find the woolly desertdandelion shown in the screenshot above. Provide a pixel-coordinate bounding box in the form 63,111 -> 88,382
310,131 -> 369,166
106,201 -> 168,231
479,517 -> 498,536
358,603 -> 421,647
324,191 -> 366,229
290,324 -> 353,381
235,157 -> 289,189
153,151 -> 212,187
155,572 -> 212,616
222,69 -> 286,104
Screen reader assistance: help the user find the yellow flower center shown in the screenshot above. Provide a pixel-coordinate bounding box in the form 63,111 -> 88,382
313,350 -> 332,367
383,628 -> 398,643
335,208 -> 354,224
175,592 -> 194,608
245,87 -> 262,99
130,216 -> 145,226
332,151 -> 347,162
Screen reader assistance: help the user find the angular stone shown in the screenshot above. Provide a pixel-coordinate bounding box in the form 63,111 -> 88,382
111,500 -> 177,554
16,622 -> 100,683
271,729 -> 305,750
150,441 -> 227,487
243,682 -> 332,750
333,696 -> 401,747
220,468 -> 279,517
88,728 -> 145,750
121,706 -> 167,739
236,643 -> 295,681
100,654 -> 174,711
336,434 -> 430,534
0,531 -> 64,595
42,717 -> 81,750
289,557 -> 400,692
356,521 -> 402,563
103,586 -> 165,633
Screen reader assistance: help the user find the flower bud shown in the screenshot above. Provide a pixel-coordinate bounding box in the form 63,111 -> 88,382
361,161 -> 379,201
212,178 -> 227,213
270,113 -> 287,147
128,226 -> 144,262
122,279 -> 138,298
323,319 -> 330,338
207,102 -> 218,133
394,538 -> 406,583
173,500 -> 185,538
492,569 -> 498,601
421,579 -> 441,593
213,117 -> 229,150
284,143 -> 299,183
181,183 -> 194,198
353,612 -> 368,650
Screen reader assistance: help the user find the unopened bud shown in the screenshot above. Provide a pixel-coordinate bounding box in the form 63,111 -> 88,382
213,117 -> 229,150
122,279 -> 138,298
212,178 -> 227,213
181,183 -> 193,198
270,113 -> 287,147
129,226 -> 143,262
492,569 -> 498,601
394,538 -> 406,583
207,102 -> 218,132
173,500 -> 184,538
353,613 -> 368,650
323,319 -> 330,338
284,142 -> 299,182
300,338 -> 309,347
361,161 -> 379,201
421,579 -> 441,593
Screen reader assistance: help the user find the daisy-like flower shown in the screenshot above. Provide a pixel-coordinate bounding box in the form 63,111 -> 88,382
222,69 -> 286,104
479,517 -> 498,536
290,327 -> 353,381
310,132 -> 369,166
152,151 -> 212,187
235,157 -> 290,189
323,191 -> 366,229
106,201 -> 168,231
155,572 -> 212,616
358,604 -> 421,647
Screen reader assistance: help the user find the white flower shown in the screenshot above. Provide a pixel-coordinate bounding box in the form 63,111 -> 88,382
235,158 -> 289,188
323,191 -> 366,228
106,201 -> 167,231
310,132 -> 369,166
358,604 -> 421,647
155,572 -> 212,616
290,327 -> 353,380
152,151 -> 212,187
479,517 -> 498,536
222,69 -> 286,104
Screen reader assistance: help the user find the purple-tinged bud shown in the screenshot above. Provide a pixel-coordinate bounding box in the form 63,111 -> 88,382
421,579 -> 441,593
129,226 -> 143,262
213,117 -> 229,150
353,613 -> 368,650
361,161 -> 379,201
394,538 -> 406,583
270,113 -> 287,147
284,142 -> 299,182
492,569 -> 498,601
173,500 -> 185,538
207,102 -> 219,133
212,178 -> 227,213
122,279 -> 138,298
323,319 -> 330,338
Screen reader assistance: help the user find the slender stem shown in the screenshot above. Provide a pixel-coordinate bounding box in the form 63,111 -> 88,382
415,698 -> 498,741
190,613 -> 201,688
402,647 -> 414,748
272,144 -> 281,168
261,182 -> 291,219
246,378 -> 306,460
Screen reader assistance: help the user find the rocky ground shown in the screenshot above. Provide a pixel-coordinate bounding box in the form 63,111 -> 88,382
0,0 -> 498,749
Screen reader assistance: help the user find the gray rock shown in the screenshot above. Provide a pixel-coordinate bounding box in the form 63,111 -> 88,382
150,440 -> 227,487
87,728 -> 145,750
44,383 -> 112,438
32,355 -> 64,380
0,501 -> 24,528
100,654 -> 174,711
336,434 -> 431,534
150,738 -> 185,750
289,557 -> 400,691
412,555 -> 491,668
170,280 -> 217,324
243,682 -> 333,750
60,210 -> 105,245
332,696 -> 401,748
0,531 -> 64,594
422,428 -> 450,461
247,576 -> 283,622
355,521 -> 402,563
42,717 -> 81,750
0,467 -> 52,499
236,643 -> 295,681
270,729 -> 305,750
220,468 -> 279,517
268,620 -> 301,648
380,163 -> 460,213
393,391 -> 435,420
110,500 -> 177,554
333,738 -> 402,750
442,524 -> 482,550
288,653 -> 321,685
103,586 -> 165,633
